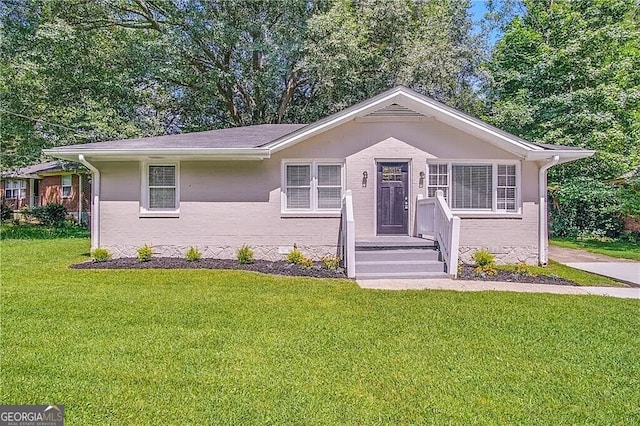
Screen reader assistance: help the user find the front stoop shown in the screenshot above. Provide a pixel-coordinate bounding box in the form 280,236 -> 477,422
355,237 -> 449,280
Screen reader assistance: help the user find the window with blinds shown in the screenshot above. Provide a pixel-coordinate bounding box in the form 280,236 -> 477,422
317,165 -> 342,209
148,165 -> 176,209
452,165 -> 493,210
283,161 -> 343,212
286,165 -> 311,209
426,162 -> 519,213
4,179 -> 26,199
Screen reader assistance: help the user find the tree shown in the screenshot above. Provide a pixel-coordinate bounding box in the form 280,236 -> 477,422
484,0 -> 640,182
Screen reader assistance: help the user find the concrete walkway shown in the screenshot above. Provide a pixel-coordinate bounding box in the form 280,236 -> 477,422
549,245 -> 640,286
357,278 -> 640,299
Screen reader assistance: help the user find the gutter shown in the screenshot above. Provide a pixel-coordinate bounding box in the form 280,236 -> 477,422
538,155 -> 559,266
77,155 -> 100,250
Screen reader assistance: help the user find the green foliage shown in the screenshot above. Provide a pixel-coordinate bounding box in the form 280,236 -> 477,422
30,203 -> 67,227
185,246 -> 202,262
514,262 -> 537,277
286,247 -> 306,264
619,176 -> 640,218
321,255 -> 341,270
484,0 -> 640,182
137,244 -> 153,262
1,203 -> 12,222
91,247 -> 112,262
549,178 -> 623,238
0,223 -> 89,240
473,249 -> 496,268
473,249 -> 497,276
287,247 -> 314,268
236,244 -> 254,264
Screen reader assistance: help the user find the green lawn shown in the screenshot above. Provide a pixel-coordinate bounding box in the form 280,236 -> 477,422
2,239 -> 639,424
551,237 -> 640,261
497,260 -> 625,287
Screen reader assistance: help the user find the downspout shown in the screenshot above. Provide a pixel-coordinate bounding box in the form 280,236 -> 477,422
77,172 -> 82,224
538,155 -> 559,266
78,155 -> 99,250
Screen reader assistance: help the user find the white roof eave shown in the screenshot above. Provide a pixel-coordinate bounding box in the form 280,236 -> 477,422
43,148 -> 271,161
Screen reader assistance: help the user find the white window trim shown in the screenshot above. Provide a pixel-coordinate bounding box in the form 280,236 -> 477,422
4,179 -> 26,199
281,159 -> 345,217
140,161 -> 180,217
61,175 -> 73,198
426,160 -> 521,215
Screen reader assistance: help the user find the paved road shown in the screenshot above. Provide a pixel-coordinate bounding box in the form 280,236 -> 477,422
549,245 -> 640,286
357,279 -> 640,299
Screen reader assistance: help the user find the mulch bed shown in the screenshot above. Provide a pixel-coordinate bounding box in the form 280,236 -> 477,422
72,258 -> 580,286
458,264 -> 578,286
71,257 -> 347,279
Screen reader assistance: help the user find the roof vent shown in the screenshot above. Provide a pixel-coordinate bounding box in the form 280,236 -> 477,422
365,103 -> 426,118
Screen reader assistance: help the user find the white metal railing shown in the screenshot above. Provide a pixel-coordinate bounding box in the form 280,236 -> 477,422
416,190 -> 461,277
340,190 -> 356,278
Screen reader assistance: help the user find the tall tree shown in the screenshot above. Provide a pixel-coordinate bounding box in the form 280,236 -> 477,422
484,0 -> 640,182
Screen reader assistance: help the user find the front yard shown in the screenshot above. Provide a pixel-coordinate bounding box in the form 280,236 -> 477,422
2,239 -> 639,424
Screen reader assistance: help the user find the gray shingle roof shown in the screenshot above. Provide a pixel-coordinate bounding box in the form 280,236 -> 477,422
55,124 -> 306,151
0,160 -> 76,178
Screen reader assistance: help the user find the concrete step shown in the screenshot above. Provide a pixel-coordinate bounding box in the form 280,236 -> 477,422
356,271 -> 451,280
355,248 -> 441,262
355,260 -> 445,274
356,238 -> 437,250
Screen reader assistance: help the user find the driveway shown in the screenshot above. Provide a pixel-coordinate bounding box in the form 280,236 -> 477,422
549,245 -> 640,286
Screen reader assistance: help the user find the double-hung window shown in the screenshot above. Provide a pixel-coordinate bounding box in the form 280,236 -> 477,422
61,175 -> 72,198
141,163 -> 179,215
4,180 -> 26,199
283,161 -> 344,213
427,162 -> 520,213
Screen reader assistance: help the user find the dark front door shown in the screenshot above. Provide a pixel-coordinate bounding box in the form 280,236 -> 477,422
377,162 -> 409,235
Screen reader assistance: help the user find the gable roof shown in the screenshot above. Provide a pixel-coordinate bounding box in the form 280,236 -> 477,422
44,86 -> 594,163
1,160 -> 86,179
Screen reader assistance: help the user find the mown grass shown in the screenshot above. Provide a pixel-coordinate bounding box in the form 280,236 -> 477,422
2,239 -> 639,424
0,223 -> 90,240
497,260 -> 625,287
551,237 -> 640,261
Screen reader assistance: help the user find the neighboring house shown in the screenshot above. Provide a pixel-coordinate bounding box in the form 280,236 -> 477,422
0,160 -> 91,224
44,87 -> 594,278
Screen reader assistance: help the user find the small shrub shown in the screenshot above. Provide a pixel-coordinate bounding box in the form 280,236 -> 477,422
514,262 -> 537,277
91,247 -> 112,262
185,246 -> 202,261
137,244 -> 153,262
287,247 -> 305,264
321,254 -> 341,270
298,257 -> 314,269
473,249 -> 495,268
236,244 -> 254,264
31,203 -> 67,227
0,203 -> 12,222
474,265 -> 497,276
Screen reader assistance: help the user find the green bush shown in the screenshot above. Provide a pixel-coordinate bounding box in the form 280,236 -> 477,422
321,255 -> 340,270
0,224 -> 90,240
30,203 -> 68,227
619,175 -> 640,218
1,203 -> 12,222
473,249 -> 495,267
548,177 -> 623,238
287,247 -> 314,268
286,247 -> 305,264
137,244 -> 153,262
236,244 -> 254,264
185,246 -> 202,261
91,248 -> 112,262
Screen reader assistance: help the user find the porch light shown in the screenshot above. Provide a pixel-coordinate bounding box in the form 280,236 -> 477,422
419,171 -> 425,188
362,171 -> 368,187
